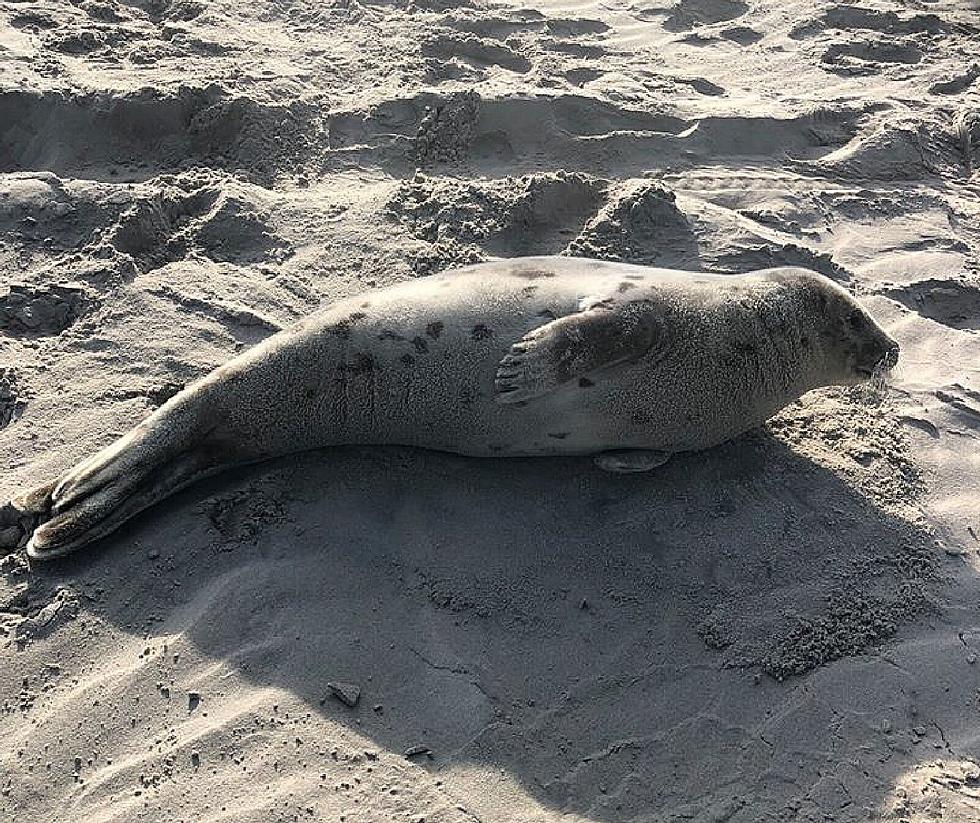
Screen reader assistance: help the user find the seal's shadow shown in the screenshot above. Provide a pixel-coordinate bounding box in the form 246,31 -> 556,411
33,430 -> 947,821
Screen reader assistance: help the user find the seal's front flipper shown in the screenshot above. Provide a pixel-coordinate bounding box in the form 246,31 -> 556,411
594,450 -> 671,473
494,300 -> 662,403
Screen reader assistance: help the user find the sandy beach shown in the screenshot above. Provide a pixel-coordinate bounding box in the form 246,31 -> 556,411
2,0 -> 980,820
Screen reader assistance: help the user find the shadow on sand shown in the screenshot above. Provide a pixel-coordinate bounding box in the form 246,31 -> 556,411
10,425 -> 967,821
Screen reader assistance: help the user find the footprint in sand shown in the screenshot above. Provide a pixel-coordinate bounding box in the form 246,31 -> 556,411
884,280 -> 980,332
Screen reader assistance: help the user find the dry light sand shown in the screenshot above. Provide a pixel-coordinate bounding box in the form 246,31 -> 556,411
1,0 -> 980,820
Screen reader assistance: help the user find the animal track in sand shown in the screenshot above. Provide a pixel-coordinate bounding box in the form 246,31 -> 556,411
930,64 -> 980,96
440,8 -> 608,40
9,10 -> 60,30
720,25 -> 762,45
387,171 -> 607,267
820,39 -> 923,75
790,4 -> 953,39
934,385 -> 980,433
203,482 -> 287,546
883,279 -> 980,331
327,91 -> 862,174
0,89 -> 317,184
108,178 -> 291,272
0,283 -> 92,336
710,243 -> 849,281
789,112 -> 974,182
564,67 -> 604,87
659,0 -> 748,32
421,32 -> 532,75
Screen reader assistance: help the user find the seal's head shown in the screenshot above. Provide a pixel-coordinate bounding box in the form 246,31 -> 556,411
763,268 -> 899,387
811,276 -> 900,386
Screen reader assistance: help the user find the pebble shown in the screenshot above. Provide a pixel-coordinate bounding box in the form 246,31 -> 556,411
326,681 -> 361,708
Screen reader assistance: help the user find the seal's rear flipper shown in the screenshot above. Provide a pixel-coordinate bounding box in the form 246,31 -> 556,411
50,402 -> 205,515
27,447 -> 228,560
14,395 -> 220,559
494,299 -> 663,403
594,450 -> 672,473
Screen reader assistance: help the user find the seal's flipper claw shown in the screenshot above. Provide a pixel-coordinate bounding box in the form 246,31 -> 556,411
0,501 -> 28,554
494,301 -> 662,403
11,480 -> 56,515
0,480 -> 57,555
594,450 -> 671,473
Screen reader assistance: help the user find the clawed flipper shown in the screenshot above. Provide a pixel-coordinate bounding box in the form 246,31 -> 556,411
0,481 -> 55,555
495,300 -> 662,403
5,399 -> 223,560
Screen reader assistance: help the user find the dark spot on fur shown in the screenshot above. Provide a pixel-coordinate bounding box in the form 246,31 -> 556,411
400,353 -> 415,366
617,282 -> 636,292
360,301 -> 371,309
471,324 -> 493,341
513,267 -> 556,280
348,312 -> 367,323
304,387 -> 317,399
338,353 -> 376,374
378,329 -> 406,341
578,377 -> 595,387
631,411 -> 654,425
413,336 -> 429,354
327,321 -> 352,340
801,335 -> 810,349
537,309 -> 557,320
426,321 -> 444,339
522,285 -> 539,297
547,432 -> 569,439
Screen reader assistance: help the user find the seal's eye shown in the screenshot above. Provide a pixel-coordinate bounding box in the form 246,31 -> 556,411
847,310 -> 865,331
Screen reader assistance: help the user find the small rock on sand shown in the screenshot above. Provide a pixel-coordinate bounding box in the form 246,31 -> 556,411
326,681 -> 361,707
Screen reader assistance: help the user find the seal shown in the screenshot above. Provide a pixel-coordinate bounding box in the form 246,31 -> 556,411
3,256 -> 898,559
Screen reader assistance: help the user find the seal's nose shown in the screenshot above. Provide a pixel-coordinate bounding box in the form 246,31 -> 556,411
880,338 -> 900,368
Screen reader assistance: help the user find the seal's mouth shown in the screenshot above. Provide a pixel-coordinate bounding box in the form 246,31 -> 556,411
853,342 -> 899,393
855,341 -> 900,378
